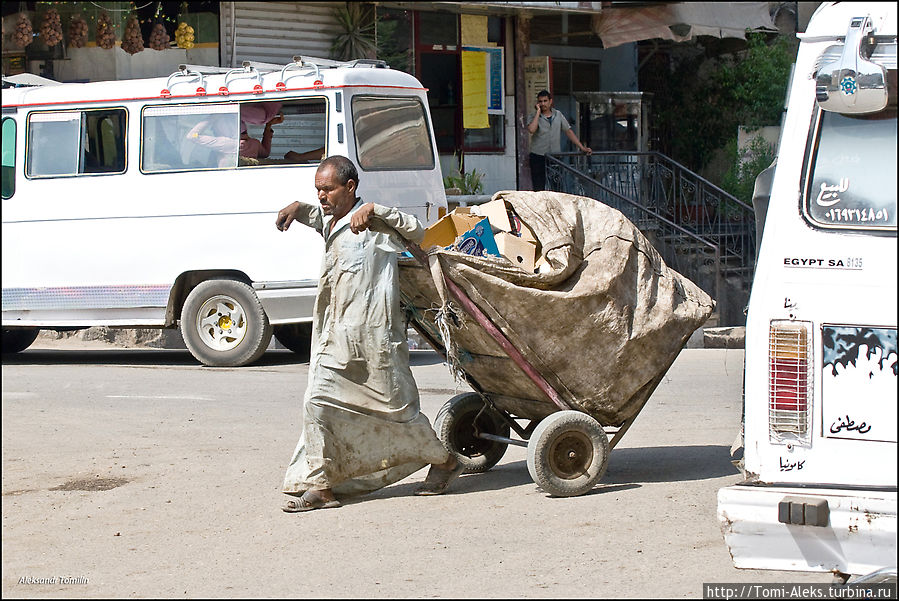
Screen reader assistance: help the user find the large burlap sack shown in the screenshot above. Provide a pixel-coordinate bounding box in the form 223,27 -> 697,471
399,190 -> 714,426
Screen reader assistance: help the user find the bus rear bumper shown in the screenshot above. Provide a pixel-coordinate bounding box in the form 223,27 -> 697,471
717,484 -> 897,576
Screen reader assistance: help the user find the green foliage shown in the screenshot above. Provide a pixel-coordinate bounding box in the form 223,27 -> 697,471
443,152 -> 484,194
331,4 -> 378,61
652,32 -> 794,174
444,170 -> 485,195
331,6 -> 411,72
720,133 -> 777,210
374,9 -> 412,73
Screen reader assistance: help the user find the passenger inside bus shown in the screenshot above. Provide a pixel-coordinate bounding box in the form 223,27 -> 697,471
239,112 -> 283,160
185,114 -> 238,168
239,101 -> 324,165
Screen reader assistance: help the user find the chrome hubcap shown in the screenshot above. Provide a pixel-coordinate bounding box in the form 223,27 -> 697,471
195,294 -> 247,351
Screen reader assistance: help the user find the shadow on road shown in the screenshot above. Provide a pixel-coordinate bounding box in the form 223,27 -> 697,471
409,350 -> 445,366
359,444 -> 738,503
2,348 -> 307,367
604,444 -> 740,483
4,348 -> 445,369
346,465 -> 642,505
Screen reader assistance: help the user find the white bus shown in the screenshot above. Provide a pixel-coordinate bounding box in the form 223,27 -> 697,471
717,3 -> 896,580
1,58 -> 447,366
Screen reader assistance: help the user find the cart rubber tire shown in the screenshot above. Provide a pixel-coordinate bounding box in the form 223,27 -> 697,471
526,410 -> 609,497
274,322 -> 312,358
435,392 -> 510,473
2,328 -> 40,354
180,279 -> 272,367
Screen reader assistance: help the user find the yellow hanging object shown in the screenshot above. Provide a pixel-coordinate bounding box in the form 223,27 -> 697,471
175,21 -> 195,49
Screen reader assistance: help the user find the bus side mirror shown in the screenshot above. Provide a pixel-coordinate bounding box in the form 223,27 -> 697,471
815,16 -> 888,114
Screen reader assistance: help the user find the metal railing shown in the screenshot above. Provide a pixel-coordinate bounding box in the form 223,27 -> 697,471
545,158 -> 724,310
546,152 -> 757,324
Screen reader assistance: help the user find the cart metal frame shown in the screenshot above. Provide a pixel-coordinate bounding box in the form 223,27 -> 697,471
401,241 -> 643,454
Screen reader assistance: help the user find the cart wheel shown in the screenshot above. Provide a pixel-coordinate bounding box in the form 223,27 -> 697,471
526,410 -> 609,497
435,393 -> 510,473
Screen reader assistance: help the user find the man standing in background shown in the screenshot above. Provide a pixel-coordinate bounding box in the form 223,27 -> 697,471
526,89 -> 592,191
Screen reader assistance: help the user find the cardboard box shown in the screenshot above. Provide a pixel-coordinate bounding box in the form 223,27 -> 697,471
455,217 -> 500,258
495,231 -> 536,272
477,198 -> 513,232
478,198 -> 540,248
421,212 -> 483,250
514,216 -> 539,246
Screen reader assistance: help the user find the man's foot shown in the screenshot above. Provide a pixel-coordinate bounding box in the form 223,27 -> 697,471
414,456 -> 465,496
282,489 -> 341,513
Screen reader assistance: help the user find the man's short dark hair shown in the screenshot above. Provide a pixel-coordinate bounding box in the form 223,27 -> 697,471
537,89 -> 552,100
318,155 -> 358,186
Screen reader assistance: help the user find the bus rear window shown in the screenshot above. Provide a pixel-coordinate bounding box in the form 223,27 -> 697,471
352,96 -> 435,170
803,72 -> 897,232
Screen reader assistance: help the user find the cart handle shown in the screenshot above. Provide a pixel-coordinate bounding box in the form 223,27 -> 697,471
402,238 -> 571,412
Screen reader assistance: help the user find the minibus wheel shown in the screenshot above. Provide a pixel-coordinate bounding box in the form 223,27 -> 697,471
180,279 -> 272,367
1,328 -> 40,354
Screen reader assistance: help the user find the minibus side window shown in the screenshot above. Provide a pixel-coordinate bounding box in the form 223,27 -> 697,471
240,99 -> 327,167
26,108 -> 127,178
1,117 -> 15,199
803,69 -> 897,232
142,101 -> 326,173
351,96 -> 436,170
83,110 -> 126,173
27,112 -> 80,176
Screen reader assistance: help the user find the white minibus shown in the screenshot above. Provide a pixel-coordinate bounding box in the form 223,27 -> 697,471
717,3 -> 896,580
2,58 -> 447,366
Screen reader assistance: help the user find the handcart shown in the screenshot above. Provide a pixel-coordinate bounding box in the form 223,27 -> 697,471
397,240 -> 674,498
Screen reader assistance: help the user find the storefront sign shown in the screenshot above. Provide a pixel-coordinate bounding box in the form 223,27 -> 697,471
524,56 -> 552,106
485,47 -> 504,114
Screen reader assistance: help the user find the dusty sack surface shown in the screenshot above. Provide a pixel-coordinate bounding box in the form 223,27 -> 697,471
401,190 -> 714,426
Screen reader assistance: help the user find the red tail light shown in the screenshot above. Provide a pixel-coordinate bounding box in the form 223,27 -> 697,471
768,321 -> 813,445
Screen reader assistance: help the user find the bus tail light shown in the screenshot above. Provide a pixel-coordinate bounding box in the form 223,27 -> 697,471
768,321 -> 813,445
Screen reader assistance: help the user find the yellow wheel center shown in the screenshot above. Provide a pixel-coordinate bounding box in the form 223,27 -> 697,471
219,316 -> 233,330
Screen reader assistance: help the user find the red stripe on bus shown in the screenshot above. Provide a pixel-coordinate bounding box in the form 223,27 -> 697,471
2,84 -> 428,109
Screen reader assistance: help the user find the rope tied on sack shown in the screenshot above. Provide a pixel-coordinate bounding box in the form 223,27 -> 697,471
434,301 -> 466,385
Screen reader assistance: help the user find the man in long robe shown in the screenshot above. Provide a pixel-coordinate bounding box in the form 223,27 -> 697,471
275,155 -> 463,512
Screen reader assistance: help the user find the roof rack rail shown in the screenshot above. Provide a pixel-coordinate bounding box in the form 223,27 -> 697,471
221,61 -> 263,95
161,64 -> 207,98
182,64 -> 234,75
181,56 -> 390,75
276,56 -> 324,90
346,59 -> 389,68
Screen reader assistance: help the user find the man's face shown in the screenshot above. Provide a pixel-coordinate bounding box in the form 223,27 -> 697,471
315,165 -> 357,220
536,95 -> 552,112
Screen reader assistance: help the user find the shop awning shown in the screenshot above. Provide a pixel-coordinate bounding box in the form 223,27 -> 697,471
2,73 -> 62,87
591,2 -> 777,48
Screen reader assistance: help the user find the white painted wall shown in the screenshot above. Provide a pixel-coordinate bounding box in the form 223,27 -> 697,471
53,46 -> 219,83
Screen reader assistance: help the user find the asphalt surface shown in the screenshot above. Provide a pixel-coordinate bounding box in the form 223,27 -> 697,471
2,340 -> 830,598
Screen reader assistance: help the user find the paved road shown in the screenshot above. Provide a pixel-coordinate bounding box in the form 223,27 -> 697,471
2,341 -> 829,598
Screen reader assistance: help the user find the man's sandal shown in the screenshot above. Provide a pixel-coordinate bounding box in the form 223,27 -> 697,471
282,490 -> 341,513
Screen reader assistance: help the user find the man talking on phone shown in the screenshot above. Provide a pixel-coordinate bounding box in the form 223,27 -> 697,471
526,89 -> 592,191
